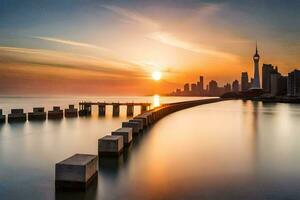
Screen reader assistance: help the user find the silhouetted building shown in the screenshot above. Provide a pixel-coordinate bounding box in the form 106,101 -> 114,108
241,72 -> 250,92
209,80 -> 218,96
252,43 -> 261,89
287,69 -> 300,96
262,64 -> 278,92
199,76 -> 204,92
270,73 -> 287,96
224,83 -> 231,93
183,83 -> 189,94
232,80 -> 239,92
191,83 -> 197,95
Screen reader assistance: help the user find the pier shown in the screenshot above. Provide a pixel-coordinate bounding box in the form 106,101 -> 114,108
79,102 -> 151,117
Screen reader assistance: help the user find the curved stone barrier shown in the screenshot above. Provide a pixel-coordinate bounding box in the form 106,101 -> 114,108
57,98 -> 227,190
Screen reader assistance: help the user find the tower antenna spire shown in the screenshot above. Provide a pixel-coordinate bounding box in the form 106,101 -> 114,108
256,41 -> 258,54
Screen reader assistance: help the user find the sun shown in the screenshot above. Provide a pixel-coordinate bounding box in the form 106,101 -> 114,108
152,71 -> 162,81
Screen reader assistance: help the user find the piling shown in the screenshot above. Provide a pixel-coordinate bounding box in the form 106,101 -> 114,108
112,103 -> 120,117
79,103 -> 91,117
8,109 -> 26,123
126,104 -> 134,116
98,103 -> 106,116
55,154 -> 98,190
48,106 -> 63,120
28,107 -> 46,121
65,105 -> 78,118
141,105 -> 148,113
98,135 -> 124,156
112,128 -> 133,146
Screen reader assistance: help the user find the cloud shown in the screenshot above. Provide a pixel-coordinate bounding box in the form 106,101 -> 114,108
32,36 -> 110,52
147,31 -> 237,60
102,5 -> 159,29
0,46 -> 146,79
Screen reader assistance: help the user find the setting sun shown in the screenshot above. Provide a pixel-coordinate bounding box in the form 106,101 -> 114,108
152,71 -> 162,81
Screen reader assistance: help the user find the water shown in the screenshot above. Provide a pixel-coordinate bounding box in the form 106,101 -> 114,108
1,98 -> 300,200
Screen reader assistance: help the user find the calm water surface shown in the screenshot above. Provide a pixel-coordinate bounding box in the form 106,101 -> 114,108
1,97 -> 300,200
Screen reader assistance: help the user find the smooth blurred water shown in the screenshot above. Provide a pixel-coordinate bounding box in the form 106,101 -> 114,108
1,98 -> 300,200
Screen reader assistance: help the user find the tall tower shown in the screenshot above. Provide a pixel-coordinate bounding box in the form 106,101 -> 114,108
252,42 -> 261,89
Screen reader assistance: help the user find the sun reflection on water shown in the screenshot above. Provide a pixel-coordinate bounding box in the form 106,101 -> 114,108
152,95 -> 160,108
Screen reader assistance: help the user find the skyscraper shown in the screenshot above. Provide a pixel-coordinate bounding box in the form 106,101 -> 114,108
287,70 -> 300,96
183,83 -> 190,94
262,64 -> 278,92
199,76 -> 204,92
209,80 -> 218,96
252,43 -> 261,89
270,73 -> 287,96
241,72 -> 250,92
232,80 -> 239,92
191,83 -> 197,95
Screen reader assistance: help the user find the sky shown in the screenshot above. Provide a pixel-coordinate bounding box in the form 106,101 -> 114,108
0,0 -> 299,95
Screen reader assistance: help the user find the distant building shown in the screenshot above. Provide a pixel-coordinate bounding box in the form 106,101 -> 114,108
191,83 -> 197,95
224,83 -> 231,93
262,64 -> 278,92
287,69 -> 300,96
232,80 -> 239,92
270,73 -> 287,96
183,83 -> 189,94
199,76 -> 204,92
241,72 -> 250,92
252,43 -> 261,89
209,80 -> 218,96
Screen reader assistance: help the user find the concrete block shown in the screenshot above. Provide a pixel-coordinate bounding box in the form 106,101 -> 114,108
129,119 -> 143,131
48,106 -> 63,119
122,121 -> 140,135
134,116 -> 147,127
0,109 -> 5,123
8,109 -> 26,123
28,107 -> 46,121
55,154 -> 98,190
112,128 -> 133,146
65,105 -> 78,118
98,135 -> 124,156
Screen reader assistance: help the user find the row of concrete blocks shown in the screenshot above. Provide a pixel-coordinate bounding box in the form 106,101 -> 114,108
0,105 -> 78,123
55,98 -> 224,190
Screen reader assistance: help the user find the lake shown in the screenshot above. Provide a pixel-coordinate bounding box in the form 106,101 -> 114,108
1,97 -> 300,200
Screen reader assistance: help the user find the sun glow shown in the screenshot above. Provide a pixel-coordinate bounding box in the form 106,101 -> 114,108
152,71 -> 162,81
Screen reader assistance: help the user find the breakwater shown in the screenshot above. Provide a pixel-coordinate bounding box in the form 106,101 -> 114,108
55,98 -> 225,190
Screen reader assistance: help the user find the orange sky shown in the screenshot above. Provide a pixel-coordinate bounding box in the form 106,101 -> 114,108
0,1 -> 299,95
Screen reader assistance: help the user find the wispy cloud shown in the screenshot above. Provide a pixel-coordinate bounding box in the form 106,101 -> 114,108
147,31 -> 237,60
102,5 -> 159,29
0,46 -> 146,78
32,36 -> 110,52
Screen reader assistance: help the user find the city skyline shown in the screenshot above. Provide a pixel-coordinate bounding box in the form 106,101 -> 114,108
1,0 -> 300,95
171,44 -> 299,97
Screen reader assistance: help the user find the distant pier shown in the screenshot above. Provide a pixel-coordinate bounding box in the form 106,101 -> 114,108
78,102 -> 151,117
